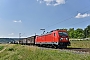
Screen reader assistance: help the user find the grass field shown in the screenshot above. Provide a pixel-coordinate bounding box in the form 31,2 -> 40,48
0,40 -> 90,60
0,46 -> 4,51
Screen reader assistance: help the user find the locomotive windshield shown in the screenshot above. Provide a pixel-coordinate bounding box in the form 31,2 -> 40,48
59,32 -> 68,36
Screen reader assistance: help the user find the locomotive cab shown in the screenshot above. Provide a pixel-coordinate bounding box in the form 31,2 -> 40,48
58,31 -> 71,46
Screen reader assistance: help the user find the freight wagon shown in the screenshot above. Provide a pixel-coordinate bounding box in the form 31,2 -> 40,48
26,36 -> 36,45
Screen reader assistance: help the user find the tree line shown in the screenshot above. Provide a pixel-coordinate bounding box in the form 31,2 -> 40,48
59,25 -> 90,38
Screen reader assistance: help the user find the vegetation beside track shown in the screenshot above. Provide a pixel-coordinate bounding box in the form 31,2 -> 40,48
0,46 -> 4,51
68,40 -> 90,48
0,44 -> 90,60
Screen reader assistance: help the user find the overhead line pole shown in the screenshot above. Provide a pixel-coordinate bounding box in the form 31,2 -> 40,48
19,33 -> 21,40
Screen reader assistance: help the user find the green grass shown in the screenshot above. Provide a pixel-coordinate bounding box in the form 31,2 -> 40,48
0,46 -> 4,51
0,44 -> 90,60
69,40 -> 90,48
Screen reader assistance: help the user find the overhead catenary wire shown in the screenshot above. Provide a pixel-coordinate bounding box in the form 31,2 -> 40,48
45,16 -> 74,28
65,19 -> 90,28
45,9 -> 90,29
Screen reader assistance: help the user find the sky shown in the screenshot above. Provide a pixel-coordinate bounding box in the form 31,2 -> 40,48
0,0 -> 90,38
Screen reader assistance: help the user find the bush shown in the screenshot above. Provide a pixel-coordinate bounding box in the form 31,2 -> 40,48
7,48 -> 15,51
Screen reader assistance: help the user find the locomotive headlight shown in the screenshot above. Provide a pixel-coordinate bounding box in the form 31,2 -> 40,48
66,38 -> 68,40
60,38 -> 63,40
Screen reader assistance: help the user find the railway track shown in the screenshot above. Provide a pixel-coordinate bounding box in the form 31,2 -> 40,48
66,48 -> 90,52
39,46 -> 90,54
62,48 -> 90,54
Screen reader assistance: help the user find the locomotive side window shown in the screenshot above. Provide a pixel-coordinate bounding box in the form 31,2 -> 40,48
54,33 -> 56,36
59,32 -> 68,36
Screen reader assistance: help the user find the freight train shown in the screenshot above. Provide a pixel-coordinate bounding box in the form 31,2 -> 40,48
13,29 -> 71,48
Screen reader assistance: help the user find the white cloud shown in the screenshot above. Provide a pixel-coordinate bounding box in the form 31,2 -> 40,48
8,33 -> 14,36
13,20 -> 22,23
75,13 -> 90,18
37,0 -> 66,6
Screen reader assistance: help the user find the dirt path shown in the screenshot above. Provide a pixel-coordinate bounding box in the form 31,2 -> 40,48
0,44 -> 9,53
0,47 -> 6,53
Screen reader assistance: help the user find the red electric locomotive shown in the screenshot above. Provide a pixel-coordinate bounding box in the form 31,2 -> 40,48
35,29 -> 70,48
